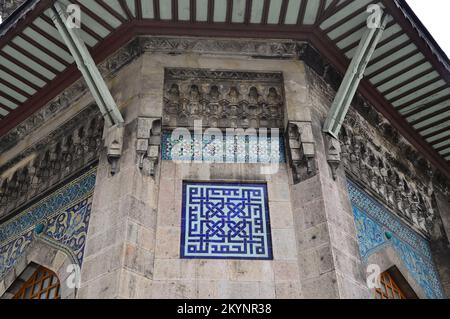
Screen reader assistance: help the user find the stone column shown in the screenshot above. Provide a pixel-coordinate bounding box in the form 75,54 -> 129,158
77,56 -> 162,298
286,64 -> 370,298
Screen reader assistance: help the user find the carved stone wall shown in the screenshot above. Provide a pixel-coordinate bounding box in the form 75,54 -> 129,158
0,106 -> 103,221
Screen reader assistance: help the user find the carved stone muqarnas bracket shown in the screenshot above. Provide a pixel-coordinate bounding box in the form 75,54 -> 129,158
325,135 -> 342,181
136,117 -> 162,177
104,124 -> 124,176
287,121 -> 317,184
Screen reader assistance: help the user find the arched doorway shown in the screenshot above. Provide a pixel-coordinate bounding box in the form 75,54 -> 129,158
375,271 -> 406,299
374,266 -> 418,299
6,263 -> 61,299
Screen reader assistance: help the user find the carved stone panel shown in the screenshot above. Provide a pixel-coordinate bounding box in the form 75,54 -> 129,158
163,68 -> 285,129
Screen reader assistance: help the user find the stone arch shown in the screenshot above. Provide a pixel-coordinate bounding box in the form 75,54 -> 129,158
365,245 -> 426,299
0,238 -> 77,299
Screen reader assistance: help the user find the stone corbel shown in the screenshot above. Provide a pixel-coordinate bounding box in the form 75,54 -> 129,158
136,117 -> 162,177
104,124 -> 124,175
287,121 -> 317,183
324,135 -> 342,180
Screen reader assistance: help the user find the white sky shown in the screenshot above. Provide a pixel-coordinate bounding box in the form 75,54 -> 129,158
406,0 -> 450,57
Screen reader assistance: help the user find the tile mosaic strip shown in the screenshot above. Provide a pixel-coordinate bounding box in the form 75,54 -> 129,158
162,130 -> 286,163
181,182 -> 273,259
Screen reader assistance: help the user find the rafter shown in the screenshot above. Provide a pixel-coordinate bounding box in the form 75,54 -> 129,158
0,51 -> 50,83
395,85 -> 448,110
71,0 -> 114,31
409,105 -> 450,126
119,0 -> 133,20
0,64 -> 41,91
98,0 -> 127,23
366,49 -> 421,79
297,0 -> 307,25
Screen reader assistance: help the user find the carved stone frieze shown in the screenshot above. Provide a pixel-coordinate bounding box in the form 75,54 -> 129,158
340,114 -> 436,236
141,37 -> 301,58
0,106 -> 104,221
163,68 -> 285,129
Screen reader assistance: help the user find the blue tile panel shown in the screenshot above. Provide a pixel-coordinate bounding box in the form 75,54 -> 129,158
0,230 -> 33,279
181,182 -> 273,260
44,197 -> 92,265
0,168 -> 96,279
161,131 -> 286,163
348,179 -> 445,299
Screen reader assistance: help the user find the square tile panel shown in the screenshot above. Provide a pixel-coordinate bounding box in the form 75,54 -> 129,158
181,182 -> 273,259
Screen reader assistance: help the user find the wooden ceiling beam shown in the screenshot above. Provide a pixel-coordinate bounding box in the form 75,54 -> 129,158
388,76 -> 441,103
318,0 -> 352,24
172,0 -> 179,21
323,3 -> 370,34
297,0 -> 307,25
261,0 -> 270,25
279,0 -> 289,25
0,64 -> 41,92
435,142 -> 450,153
381,68 -> 434,96
395,85 -> 448,111
314,0 -> 327,26
119,0 -> 133,21
7,42 -> 60,74
429,134 -> 450,146
28,23 -> 69,52
422,125 -> 450,139
402,94 -> 450,117
409,105 -> 450,126
0,102 -> 14,112
98,0 -> 127,23
0,91 -> 23,106
0,51 -> 50,83
153,0 -> 160,20
373,59 -> 426,87
416,116 -> 450,133
0,78 -> 32,99
367,49 -> 420,79
18,33 -> 70,67
72,0 -> 114,31
190,0 -> 196,23
40,14 -> 102,43
382,0 -> 450,88
368,39 -> 413,67
244,0 -> 252,25
226,0 -> 233,24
